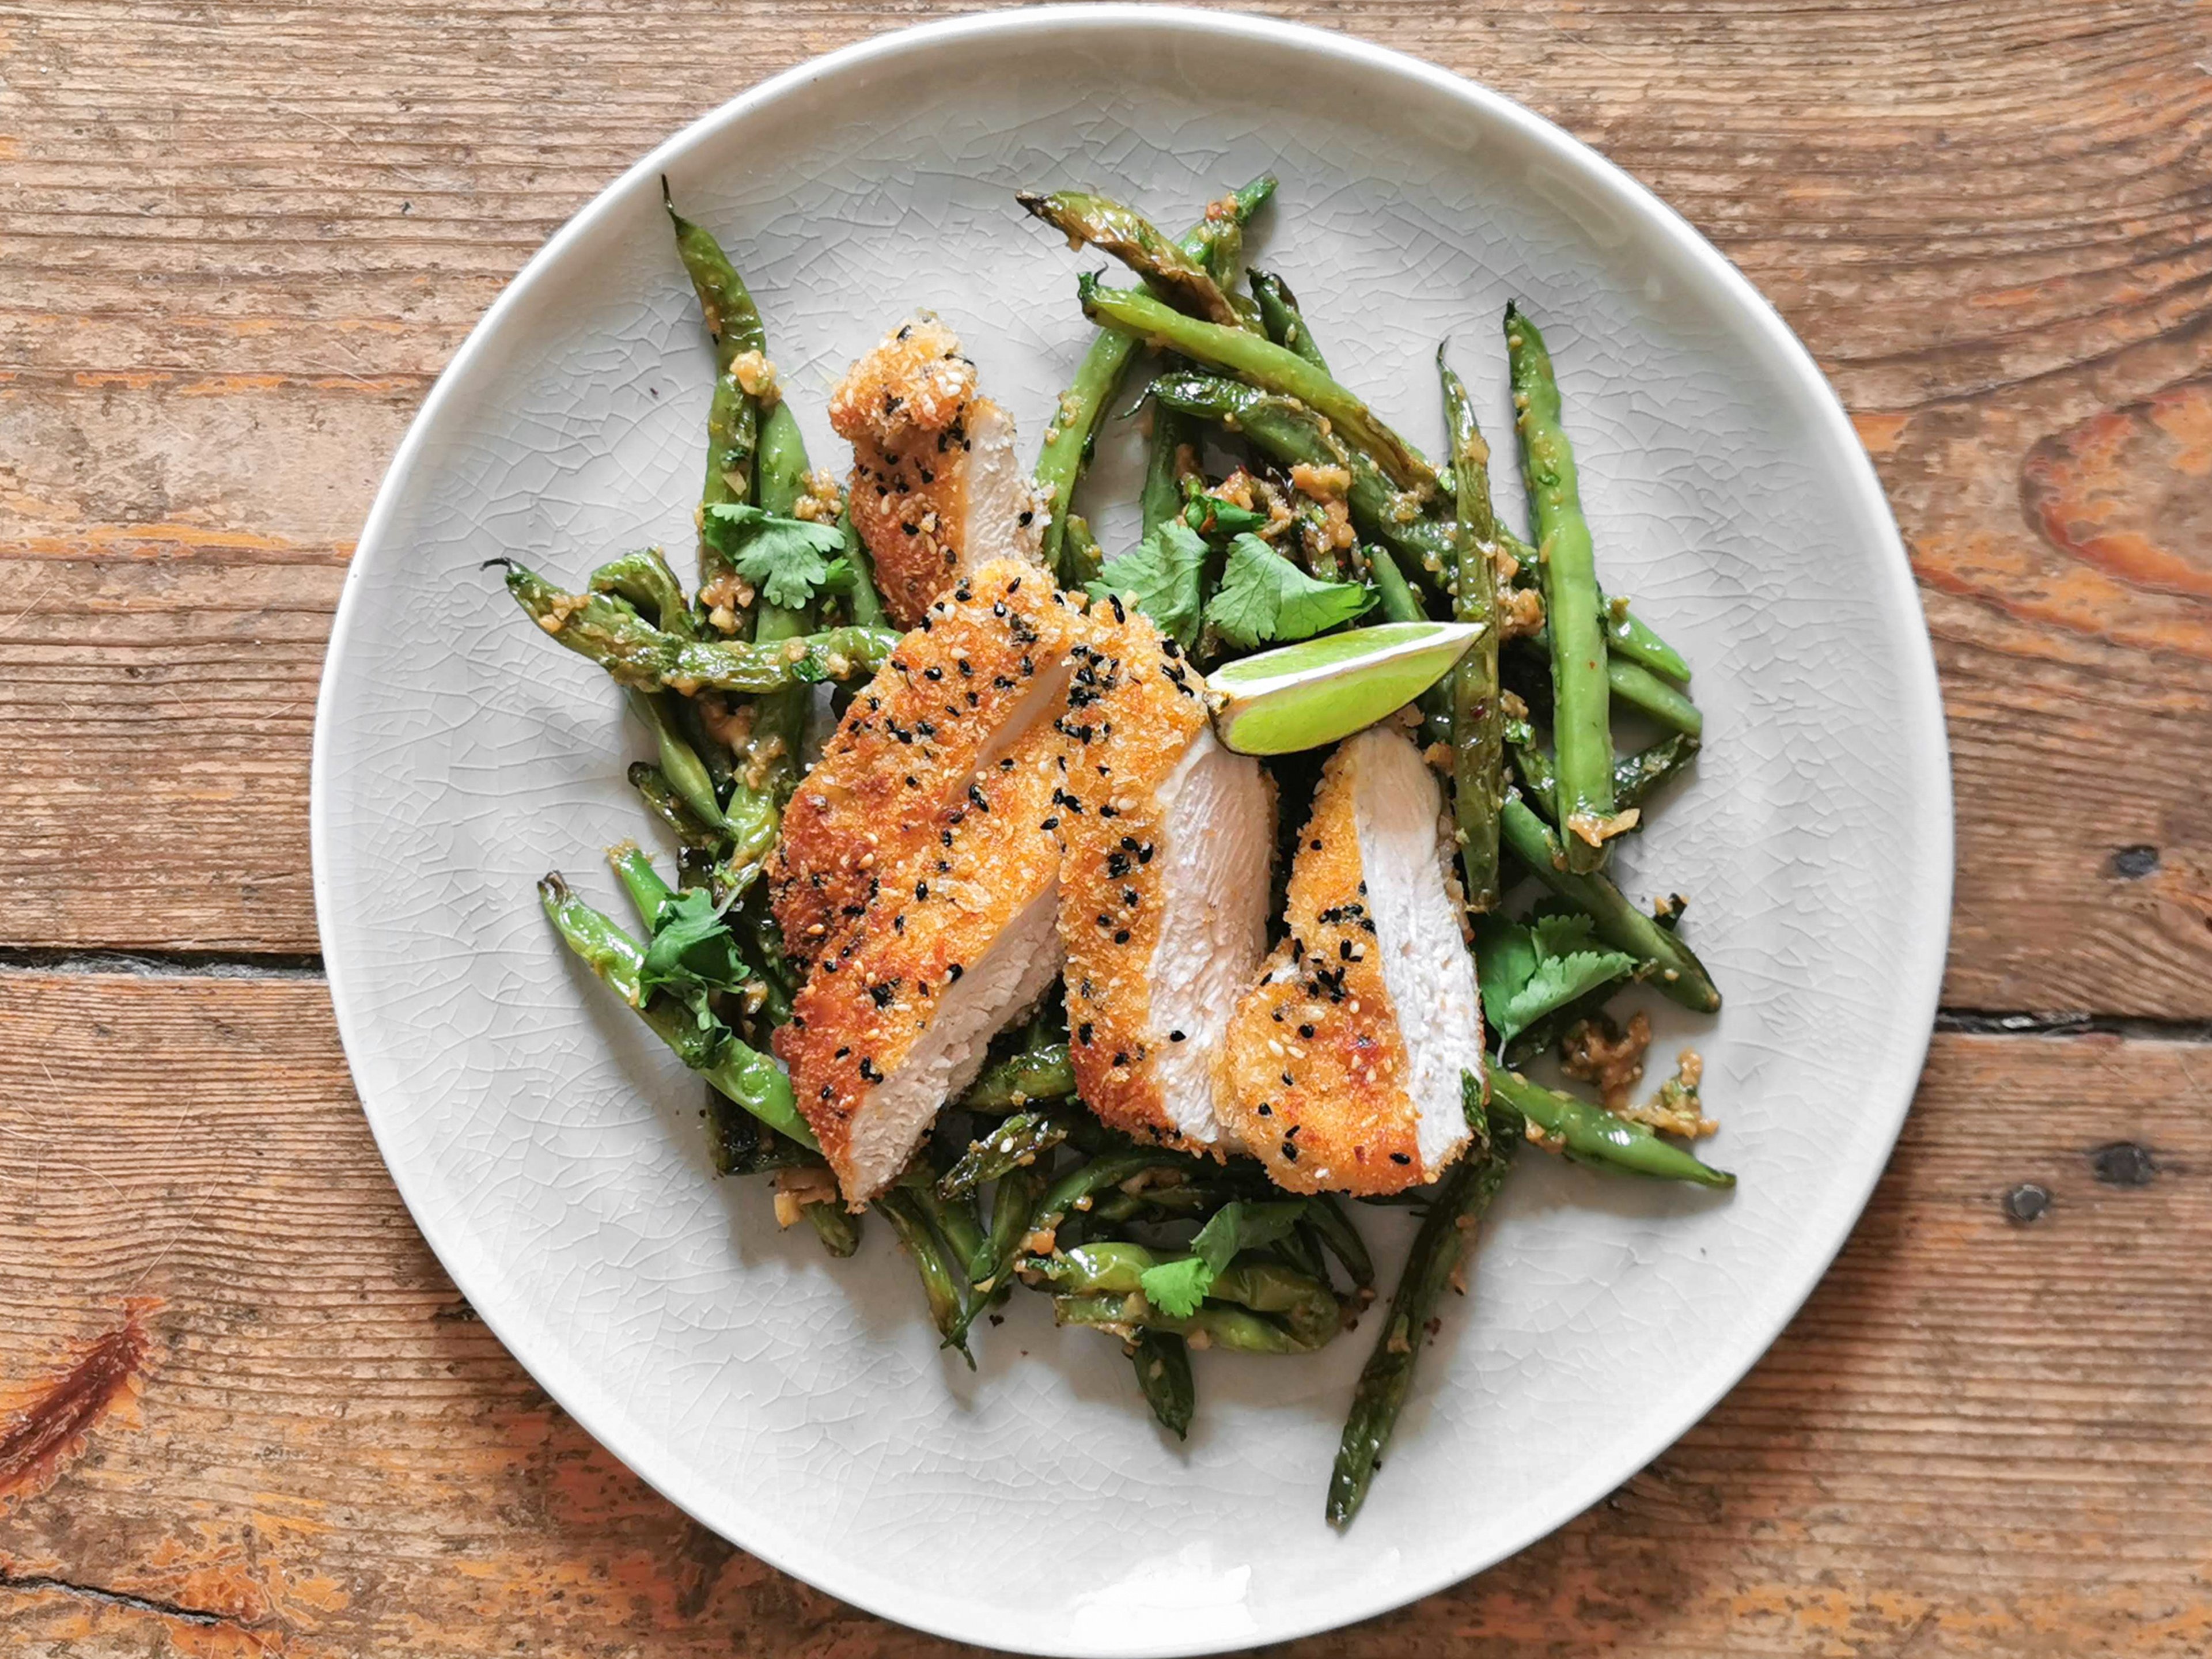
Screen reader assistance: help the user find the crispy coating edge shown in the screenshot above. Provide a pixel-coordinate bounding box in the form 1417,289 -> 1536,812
768,559 -> 1082,972
1050,601 -> 1214,1149
1216,742 -> 1431,1195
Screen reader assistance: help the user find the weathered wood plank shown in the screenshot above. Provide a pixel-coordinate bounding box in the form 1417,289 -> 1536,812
4,0 -> 2209,1009
1,970 -> 2206,1656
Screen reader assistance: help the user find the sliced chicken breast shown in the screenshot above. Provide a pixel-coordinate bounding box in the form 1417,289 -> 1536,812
828,315 -> 1044,628
776,712 -> 1066,1205
768,560 -> 1085,975
1217,726 -> 1486,1195
1052,602 -> 1275,1153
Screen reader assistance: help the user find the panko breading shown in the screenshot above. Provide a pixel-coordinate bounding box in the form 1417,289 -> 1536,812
776,711 -> 1067,1204
768,560 -> 1085,975
1051,600 -> 1274,1153
1217,728 -> 1486,1195
828,315 -> 1044,627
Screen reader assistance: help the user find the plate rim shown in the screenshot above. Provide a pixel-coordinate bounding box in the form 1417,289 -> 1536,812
310,6 -> 1956,1652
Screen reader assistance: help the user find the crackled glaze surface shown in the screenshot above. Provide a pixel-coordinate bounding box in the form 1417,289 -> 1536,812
311,10 -> 1949,1655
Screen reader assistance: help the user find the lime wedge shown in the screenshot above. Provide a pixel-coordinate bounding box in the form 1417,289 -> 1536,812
1206,622 -> 1483,755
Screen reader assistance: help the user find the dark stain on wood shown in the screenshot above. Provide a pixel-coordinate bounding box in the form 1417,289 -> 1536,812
2002,1183 -> 2052,1223
2090,1141 -> 2158,1187
0,1300 -> 158,1510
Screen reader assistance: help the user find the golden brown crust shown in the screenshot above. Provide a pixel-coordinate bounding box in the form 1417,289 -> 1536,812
828,316 -> 998,628
1215,743 -> 1427,1195
767,560 -> 1084,975
775,713 -> 1063,1198
1048,601 -> 1211,1149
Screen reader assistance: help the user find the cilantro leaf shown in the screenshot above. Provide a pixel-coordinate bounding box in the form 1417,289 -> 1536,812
1138,1198 -> 1306,1316
1086,521 -> 1209,648
1474,910 -> 1636,1051
701,503 -> 847,611
638,888 -> 750,1024
1202,533 -> 1374,650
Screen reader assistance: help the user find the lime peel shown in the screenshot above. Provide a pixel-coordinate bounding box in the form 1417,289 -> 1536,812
1205,622 -> 1483,755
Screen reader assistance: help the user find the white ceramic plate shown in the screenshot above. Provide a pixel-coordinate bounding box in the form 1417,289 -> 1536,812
312,9 -> 1950,1654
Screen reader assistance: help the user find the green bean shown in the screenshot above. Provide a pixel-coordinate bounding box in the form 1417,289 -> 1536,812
1498,792 -> 1722,1013
1303,1194 -> 1375,1291
1062,513 -> 1104,586
1524,627 -> 1703,738
1506,304 -> 1612,872
1130,1331 -> 1195,1439
1025,1244 -> 1339,1350
1142,400 -> 1199,538
606,840 -> 676,930
907,1176 -> 988,1290
503,562 -> 896,695
938,1109 -> 1074,1202
1328,1084 -> 1514,1528
1510,729 -> 1701,826
627,762 -> 719,851
876,1189 -> 976,1365
589,547 -> 695,639
1018,190 -> 1243,326
1054,1292 -> 1307,1354
1031,175 -> 1276,584
1248,269 -> 1329,371
1367,546 -> 1452,747
970,1149 -> 1197,1298
835,507 -> 888,629
1029,1244 -> 1335,1352
748,399 -> 820,802
957,1041 -> 1074,1111
1080,277 -> 1437,495
1606,652 -> 1702,737
1441,351 -> 1507,912
805,1203 -> 862,1258
706,1103 -> 814,1177
1147,374 -> 1455,591
663,183 -> 768,608
624,690 -> 726,833
982,1163 -> 1046,1293
537,875 -> 815,1146
1605,598 -> 1691,683
1488,1067 -> 1733,1188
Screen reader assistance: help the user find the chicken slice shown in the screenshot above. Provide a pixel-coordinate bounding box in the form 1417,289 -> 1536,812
828,315 -> 1044,627
768,560 -> 1085,975
1052,601 -> 1274,1153
776,715 -> 1066,1205
1217,726 -> 1486,1195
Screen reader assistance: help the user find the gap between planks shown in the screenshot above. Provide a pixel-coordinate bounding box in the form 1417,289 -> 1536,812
5,944 -> 2212,1047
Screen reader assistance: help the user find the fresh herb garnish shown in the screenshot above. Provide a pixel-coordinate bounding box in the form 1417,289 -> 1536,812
1137,1198 -> 1308,1317
1203,533 -> 1373,649
1086,520 -> 1210,647
701,503 -> 848,610
1474,910 -> 1637,1051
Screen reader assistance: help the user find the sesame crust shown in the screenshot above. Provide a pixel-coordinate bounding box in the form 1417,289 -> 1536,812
767,560 -> 1084,975
1048,601 -> 1213,1150
828,314 -> 996,627
774,711 -> 1063,1201
1216,741 -> 1431,1195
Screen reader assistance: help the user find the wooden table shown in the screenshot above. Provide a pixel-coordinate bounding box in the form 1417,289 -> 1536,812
5,2 -> 2209,1653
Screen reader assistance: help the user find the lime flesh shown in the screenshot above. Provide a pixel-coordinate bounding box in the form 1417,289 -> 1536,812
1205,622 -> 1483,755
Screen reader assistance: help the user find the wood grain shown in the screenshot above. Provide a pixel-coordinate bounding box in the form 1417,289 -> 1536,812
2,970 -> 2207,1656
2,0 -> 2210,1010
9,4 -> 2212,1655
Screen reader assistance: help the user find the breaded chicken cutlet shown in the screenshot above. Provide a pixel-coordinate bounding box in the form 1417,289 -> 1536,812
828,315 -> 1044,628
773,564 -> 1081,1203
768,560 -> 1086,977
1050,598 -> 1274,1154
1217,726 -> 1486,1195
